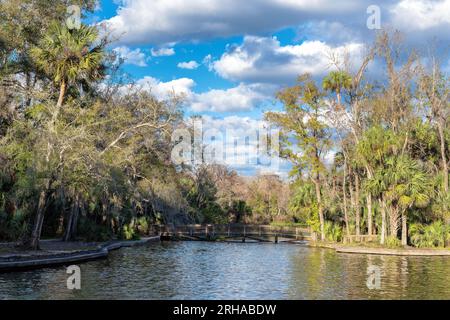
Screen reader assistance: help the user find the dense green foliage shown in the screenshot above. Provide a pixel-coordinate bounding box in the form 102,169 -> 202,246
0,1 -> 289,247
265,33 -> 449,247
0,1 -> 448,249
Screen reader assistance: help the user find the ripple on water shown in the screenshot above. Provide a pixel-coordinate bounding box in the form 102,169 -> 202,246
0,242 -> 449,299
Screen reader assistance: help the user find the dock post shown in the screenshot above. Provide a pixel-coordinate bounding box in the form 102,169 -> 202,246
228,225 -> 230,237
296,228 -> 298,240
205,225 -> 208,240
275,234 -> 278,244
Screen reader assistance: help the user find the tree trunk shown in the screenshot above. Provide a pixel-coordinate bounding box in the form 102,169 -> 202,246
337,91 -> 342,109
349,170 -> 355,232
22,189 -> 48,250
21,174 -> 56,250
63,213 -> 73,242
63,196 -> 80,242
343,164 -> 350,238
401,210 -> 407,246
380,199 -> 387,245
56,193 -> 66,236
24,72 -> 31,108
366,194 -> 373,235
437,122 -> 448,194
354,174 -> 361,236
365,166 -> 374,236
313,179 -> 325,241
72,200 -> 80,239
57,79 -> 67,108
389,205 -> 400,238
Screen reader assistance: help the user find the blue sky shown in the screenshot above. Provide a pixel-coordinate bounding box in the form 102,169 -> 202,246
88,0 -> 450,176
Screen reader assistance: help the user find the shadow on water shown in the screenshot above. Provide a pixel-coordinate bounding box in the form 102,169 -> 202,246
0,241 -> 449,299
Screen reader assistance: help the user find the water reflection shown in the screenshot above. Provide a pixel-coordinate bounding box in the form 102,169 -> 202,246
0,242 -> 449,300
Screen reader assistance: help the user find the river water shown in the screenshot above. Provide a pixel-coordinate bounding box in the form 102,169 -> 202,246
0,241 -> 449,299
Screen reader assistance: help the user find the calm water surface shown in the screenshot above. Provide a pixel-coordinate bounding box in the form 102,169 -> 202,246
0,241 -> 449,299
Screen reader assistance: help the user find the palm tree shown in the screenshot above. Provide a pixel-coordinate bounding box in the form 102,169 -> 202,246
380,156 -> 431,246
358,126 -> 398,238
322,71 -> 352,108
31,22 -> 105,108
366,152 -> 432,246
23,22 -> 105,250
366,169 -> 388,244
391,157 -> 432,246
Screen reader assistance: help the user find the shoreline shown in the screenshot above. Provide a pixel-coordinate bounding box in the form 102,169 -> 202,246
0,237 -> 160,272
308,242 -> 450,256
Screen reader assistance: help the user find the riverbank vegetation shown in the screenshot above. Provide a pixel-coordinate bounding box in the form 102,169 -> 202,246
266,33 -> 449,248
0,1 -> 448,250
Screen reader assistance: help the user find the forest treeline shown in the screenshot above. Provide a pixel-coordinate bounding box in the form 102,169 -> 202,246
0,1 -> 449,249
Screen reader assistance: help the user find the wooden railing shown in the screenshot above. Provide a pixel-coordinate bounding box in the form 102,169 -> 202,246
150,224 -> 311,242
343,235 -> 378,244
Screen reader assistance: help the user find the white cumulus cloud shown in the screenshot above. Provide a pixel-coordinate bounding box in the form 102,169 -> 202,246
191,83 -> 275,112
390,0 -> 450,31
213,36 -> 365,84
150,47 -> 175,57
129,76 -> 196,100
177,60 -> 200,70
112,46 -> 148,66
117,76 -> 275,113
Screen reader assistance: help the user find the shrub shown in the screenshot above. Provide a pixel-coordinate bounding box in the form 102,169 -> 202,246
120,224 -> 140,241
324,221 -> 343,242
385,236 -> 402,248
136,217 -> 149,234
409,221 -> 450,248
0,210 -> 28,241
